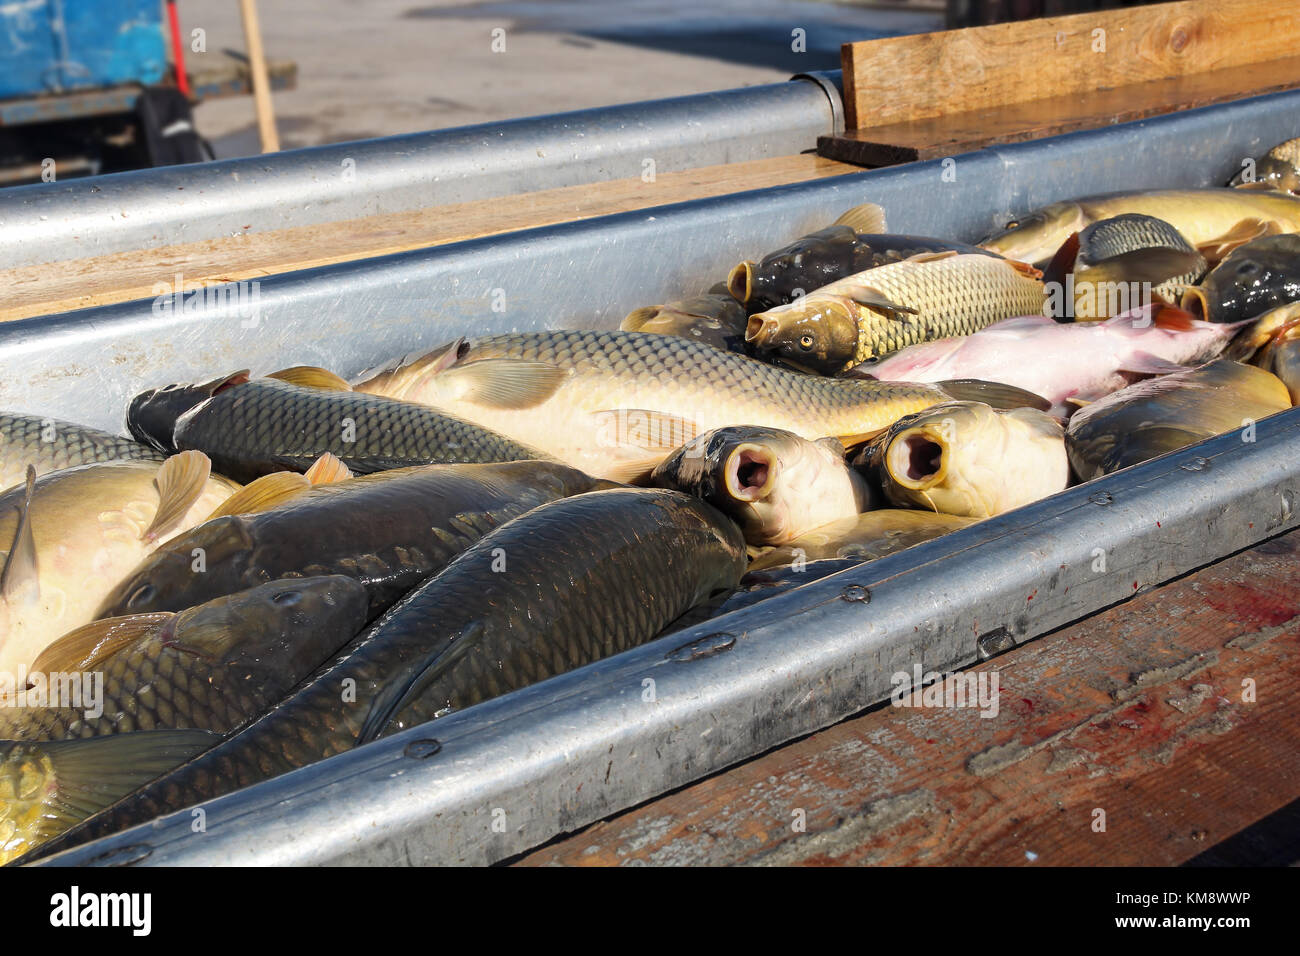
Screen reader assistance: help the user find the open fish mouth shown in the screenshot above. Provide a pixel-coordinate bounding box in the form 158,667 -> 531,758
744,315 -> 780,345
728,261 -> 755,303
887,428 -> 947,489
724,444 -> 777,501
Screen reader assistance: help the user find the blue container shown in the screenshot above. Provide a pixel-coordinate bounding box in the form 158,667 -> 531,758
0,0 -> 166,100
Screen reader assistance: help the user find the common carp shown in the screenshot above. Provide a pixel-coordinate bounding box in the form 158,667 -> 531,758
860,401 -> 1068,518
0,413 -> 162,492
1066,359 -> 1292,480
652,425 -> 872,547
128,370 -> 545,482
95,460 -> 602,620
745,252 -> 1046,373
620,292 -> 750,354
28,488 -> 746,860
1180,234 -> 1300,324
0,454 -> 240,675
981,187 -> 1300,266
747,509 -> 976,572
353,330 -> 1039,481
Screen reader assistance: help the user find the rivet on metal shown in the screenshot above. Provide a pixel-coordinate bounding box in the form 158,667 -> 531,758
976,626 -> 1016,660
1088,491 -> 1113,506
89,843 -> 153,866
666,632 -> 736,662
1179,456 -> 1209,472
404,739 -> 442,759
840,584 -> 870,603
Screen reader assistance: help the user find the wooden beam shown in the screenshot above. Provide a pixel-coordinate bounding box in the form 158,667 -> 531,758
0,154 -> 858,323
823,53 -> 1300,166
841,0 -> 1298,130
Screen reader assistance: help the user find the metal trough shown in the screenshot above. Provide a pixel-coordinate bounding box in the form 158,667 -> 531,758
14,87 -> 1300,865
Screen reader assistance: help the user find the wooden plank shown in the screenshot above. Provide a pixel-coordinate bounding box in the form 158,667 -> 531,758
822,54 -> 1300,166
0,153 -> 858,323
842,0 -> 1297,129
516,529 -> 1300,866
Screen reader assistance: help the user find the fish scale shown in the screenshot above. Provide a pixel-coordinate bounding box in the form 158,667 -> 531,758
33,489 -> 746,858
0,413 -> 162,492
841,254 -> 1047,365
172,378 -> 545,482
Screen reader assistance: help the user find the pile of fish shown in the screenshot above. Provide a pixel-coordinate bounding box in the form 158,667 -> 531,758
3,136 -> 1300,864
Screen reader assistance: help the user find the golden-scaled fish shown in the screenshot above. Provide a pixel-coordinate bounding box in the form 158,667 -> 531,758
980,188 -> 1300,267
859,401 -> 1068,518
1231,137 -> 1300,194
0,453 -> 240,675
651,425 -> 873,546
353,330 -> 1042,481
1042,214 -> 1206,320
744,251 -> 1046,374
1066,359 -> 1292,481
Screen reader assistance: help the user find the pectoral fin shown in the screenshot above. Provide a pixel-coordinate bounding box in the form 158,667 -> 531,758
440,359 -> 567,409
143,451 -> 213,542
847,286 -> 918,319
1,466 -> 39,607
29,612 -> 174,675
304,452 -> 353,485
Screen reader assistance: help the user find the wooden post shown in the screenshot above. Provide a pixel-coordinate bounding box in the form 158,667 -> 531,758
238,0 -> 280,153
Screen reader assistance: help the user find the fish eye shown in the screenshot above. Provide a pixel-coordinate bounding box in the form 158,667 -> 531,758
127,583 -> 156,608
272,590 -> 302,606
799,334 -> 815,350
1004,219 -> 1020,230
1237,261 -> 1261,277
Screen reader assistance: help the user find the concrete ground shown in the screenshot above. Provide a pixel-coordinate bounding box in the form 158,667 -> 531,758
183,0 -> 941,158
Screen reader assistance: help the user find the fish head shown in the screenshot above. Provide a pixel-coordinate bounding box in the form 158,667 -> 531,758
94,515 -> 257,619
1181,235 -> 1300,323
879,402 -> 1005,517
163,575 -> 369,683
621,295 -> 748,351
744,296 -> 860,374
653,426 -> 867,546
1252,151 -> 1300,195
127,371 -> 250,452
733,226 -> 858,312
981,203 -> 1087,265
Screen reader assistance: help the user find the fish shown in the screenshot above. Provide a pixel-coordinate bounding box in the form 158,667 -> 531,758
1043,214 -> 1207,320
1231,137 -> 1300,194
728,212 -> 999,314
859,401 -> 1069,518
1066,359 -> 1292,481
0,413 -> 163,493
1247,302 -> 1300,402
980,188 -> 1300,267
651,425 -> 873,547
620,292 -> 750,354
859,305 -> 1246,417
744,252 -> 1046,374
0,453 -> 241,675
130,371 -> 548,483
352,330 -> 1042,481
1180,234 -> 1300,324
747,509 -> 976,572
94,460 -> 603,620
0,576 -> 369,741
0,730 -> 219,866
28,488 -> 747,860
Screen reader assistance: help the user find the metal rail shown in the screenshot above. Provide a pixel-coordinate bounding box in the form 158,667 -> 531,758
0,87 -> 1296,435
0,72 -> 843,269
38,406 -> 1300,866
